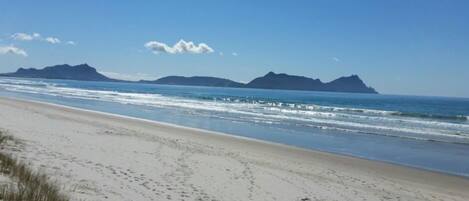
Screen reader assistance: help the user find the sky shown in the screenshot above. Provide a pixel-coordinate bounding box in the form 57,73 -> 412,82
0,0 -> 468,97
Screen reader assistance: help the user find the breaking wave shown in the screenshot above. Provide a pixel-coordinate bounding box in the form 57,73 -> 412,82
1,77 -> 468,144
390,112 -> 467,121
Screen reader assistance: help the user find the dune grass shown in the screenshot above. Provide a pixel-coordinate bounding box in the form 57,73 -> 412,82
0,130 -> 69,201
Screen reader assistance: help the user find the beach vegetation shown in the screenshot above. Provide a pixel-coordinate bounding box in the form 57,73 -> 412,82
0,130 -> 69,201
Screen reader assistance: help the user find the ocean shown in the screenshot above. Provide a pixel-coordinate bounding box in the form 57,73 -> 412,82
1,77 -> 468,177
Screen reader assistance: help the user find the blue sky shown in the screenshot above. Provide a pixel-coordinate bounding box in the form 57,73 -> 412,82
1,0 -> 468,97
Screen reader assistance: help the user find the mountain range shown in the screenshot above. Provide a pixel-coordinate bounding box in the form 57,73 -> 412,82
0,64 -> 119,82
0,64 -> 377,94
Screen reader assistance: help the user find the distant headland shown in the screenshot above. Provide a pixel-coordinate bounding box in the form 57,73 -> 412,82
0,64 -> 378,94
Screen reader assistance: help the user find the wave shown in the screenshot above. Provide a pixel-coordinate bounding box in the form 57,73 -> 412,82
391,112 -> 468,121
213,98 -> 469,126
1,77 -> 469,144
0,78 -> 57,88
214,98 -> 468,122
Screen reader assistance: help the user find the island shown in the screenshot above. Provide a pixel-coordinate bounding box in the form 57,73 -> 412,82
140,76 -> 244,88
0,64 -> 378,94
246,72 -> 377,93
0,64 -> 118,82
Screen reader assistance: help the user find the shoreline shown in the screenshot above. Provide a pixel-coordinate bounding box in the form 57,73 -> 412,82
3,96 -> 468,179
0,96 -> 468,200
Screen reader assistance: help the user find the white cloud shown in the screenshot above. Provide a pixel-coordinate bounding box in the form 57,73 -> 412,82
45,37 -> 61,44
66,41 -> 76,45
332,57 -> 340,62
144,39 -> 214,54
0,45 -> 28,57
11,33 -> 37,41
10,32 -> 70,45
232,52 -> 238,56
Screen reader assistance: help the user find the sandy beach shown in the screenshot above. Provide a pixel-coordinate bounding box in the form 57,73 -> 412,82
0,97 -> 468,201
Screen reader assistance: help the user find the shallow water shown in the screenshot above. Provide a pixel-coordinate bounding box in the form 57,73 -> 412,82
1,77 -> 468,177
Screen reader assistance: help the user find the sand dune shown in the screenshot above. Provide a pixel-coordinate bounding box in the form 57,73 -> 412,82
0,97 -> 468,201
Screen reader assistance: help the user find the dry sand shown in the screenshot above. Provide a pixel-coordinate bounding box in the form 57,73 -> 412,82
0,97 -> 468,201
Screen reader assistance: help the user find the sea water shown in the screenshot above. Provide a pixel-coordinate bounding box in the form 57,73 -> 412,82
1,77 -> 468,177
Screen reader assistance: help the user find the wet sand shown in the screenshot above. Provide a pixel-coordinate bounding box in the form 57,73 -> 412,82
0,97 -> 468,201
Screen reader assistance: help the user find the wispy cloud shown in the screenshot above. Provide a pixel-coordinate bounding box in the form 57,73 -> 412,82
0,45 -> 28,57
10,32 -> 70,45
332,57 -> 340,62
232,52 -> 238,56
11,32 -> 40,41
45,37 -> 61,44
144,39 -> 214,54
66,41 -> 76,45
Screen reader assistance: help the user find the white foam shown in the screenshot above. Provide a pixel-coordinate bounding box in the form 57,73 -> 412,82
1,78 -> 468,143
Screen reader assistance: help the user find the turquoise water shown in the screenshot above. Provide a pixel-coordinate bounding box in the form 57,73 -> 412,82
1,77 -> 469,177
